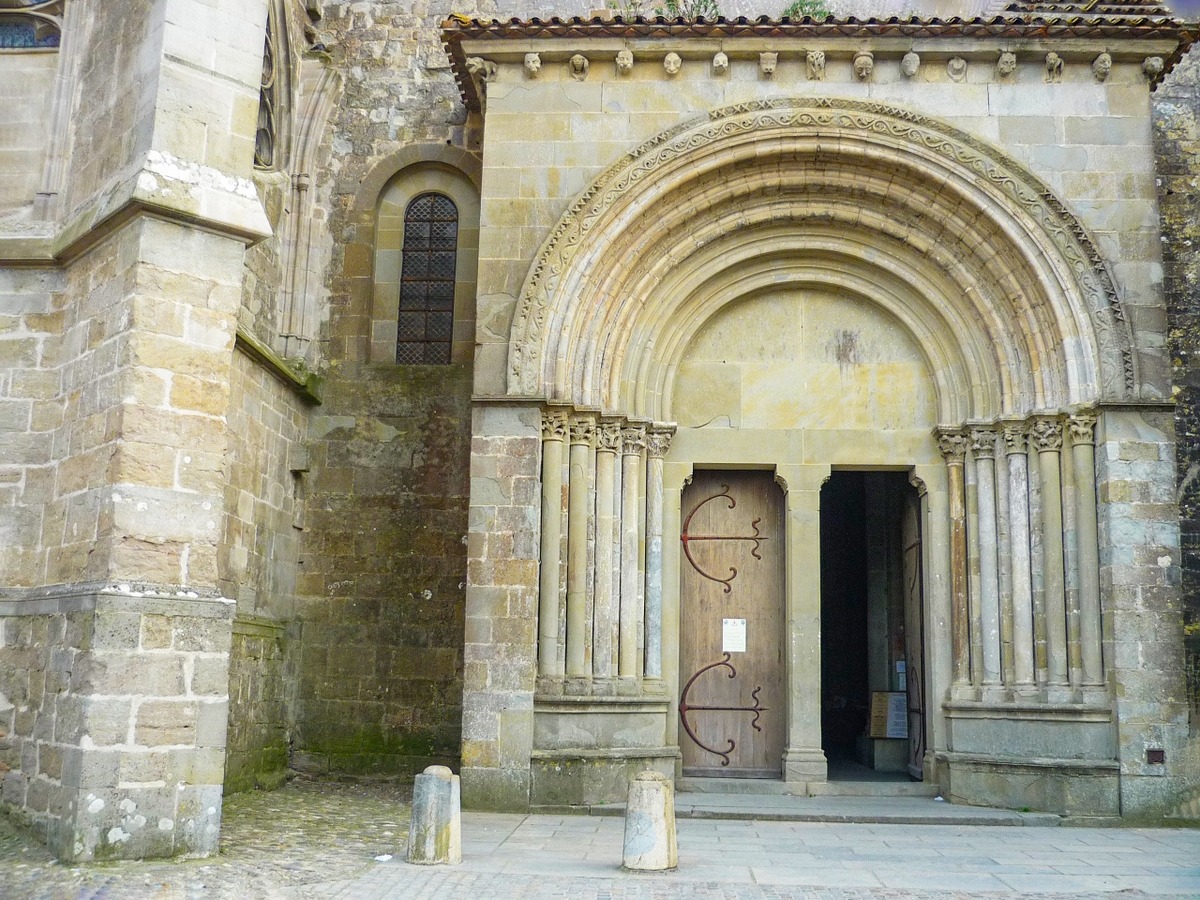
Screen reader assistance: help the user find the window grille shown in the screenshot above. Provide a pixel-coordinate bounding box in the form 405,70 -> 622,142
397,193 -> 458,365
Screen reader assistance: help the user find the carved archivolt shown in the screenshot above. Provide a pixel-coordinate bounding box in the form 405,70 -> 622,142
507,97 -> 1136,411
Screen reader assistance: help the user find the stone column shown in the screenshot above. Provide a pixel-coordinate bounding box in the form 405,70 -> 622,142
619,424 -> 646,679
970,427 -> 1002,686
643,425 -> 674,679
593,420 -> 621,678
995,432 -> 1016,686
937,429 -> 970,689
1069,413 -> 1103,687
566,414 -> 596,677
538,410 -> 568,676
780,464 -> 831,783
1032,416 -> 1069,688
1003,420 -> 1035,689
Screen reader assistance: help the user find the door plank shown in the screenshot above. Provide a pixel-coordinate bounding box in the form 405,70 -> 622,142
679,471 -> 785,777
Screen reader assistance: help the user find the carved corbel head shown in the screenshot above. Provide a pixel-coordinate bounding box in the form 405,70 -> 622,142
806,49 -> 825,81
663,52 -> 682,77
569,53 -> 590,81
1092,52 -> 1112,82
853,51 -> 873,81
616,49 -> 634,75
712,51 -> 729,75
524,53 -> 542,78
760,52 -> 778,77
1045,51 -> 1064,83
900,51 -> 920,78
466,57 -> 498,84
996,51 -> 1017,78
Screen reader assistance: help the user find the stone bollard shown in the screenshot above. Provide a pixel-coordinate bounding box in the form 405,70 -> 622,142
406,765 -> 462,865
622,770 -> 677,871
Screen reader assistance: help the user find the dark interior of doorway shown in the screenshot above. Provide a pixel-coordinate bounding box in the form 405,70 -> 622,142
819,471 -> 916,780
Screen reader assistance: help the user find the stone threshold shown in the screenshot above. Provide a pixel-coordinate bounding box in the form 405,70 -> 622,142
533,793 -> 1064,827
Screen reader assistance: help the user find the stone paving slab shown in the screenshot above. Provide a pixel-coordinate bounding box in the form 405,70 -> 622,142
1,780 -> 1198,899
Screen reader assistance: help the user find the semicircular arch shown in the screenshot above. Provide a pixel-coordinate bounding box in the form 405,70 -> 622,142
506,97 -> 1136,422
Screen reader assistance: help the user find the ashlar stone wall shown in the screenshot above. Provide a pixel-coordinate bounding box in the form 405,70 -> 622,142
277,0 -> 496,780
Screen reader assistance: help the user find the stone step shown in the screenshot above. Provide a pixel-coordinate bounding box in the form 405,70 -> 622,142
564,794 -> 1063,827
677,776 -> 938,798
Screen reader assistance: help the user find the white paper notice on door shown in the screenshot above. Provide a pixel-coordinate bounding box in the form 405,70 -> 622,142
722,618 -> 747,653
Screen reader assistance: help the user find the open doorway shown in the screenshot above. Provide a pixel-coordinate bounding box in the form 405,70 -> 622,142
820,471 -> 925,781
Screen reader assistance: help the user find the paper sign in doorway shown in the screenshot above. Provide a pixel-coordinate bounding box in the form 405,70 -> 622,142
722,618 -> 746,653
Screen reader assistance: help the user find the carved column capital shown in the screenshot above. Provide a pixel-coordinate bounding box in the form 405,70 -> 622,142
645,423 -> 676,459
541,409 -> 569,442
936,428 -> 968,463
1030,416 -> 1064,453
621,424 -> 647,456
1001,420 -> 1028,455
597,419 -> 623,453
968,426 -> 998,460
1068,413 -> 1097,446
569,414 -> 596,445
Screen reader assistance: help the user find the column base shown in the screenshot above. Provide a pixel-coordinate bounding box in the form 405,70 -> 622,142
783,747 -> 828,783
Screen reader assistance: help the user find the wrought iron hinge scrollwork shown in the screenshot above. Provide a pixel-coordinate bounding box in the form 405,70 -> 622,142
678,653 -> 767,767
680,484 -> 767,593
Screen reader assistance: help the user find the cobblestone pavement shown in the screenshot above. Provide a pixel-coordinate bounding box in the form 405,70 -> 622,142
2,780 -> 1199,899
0,779 -> 412,899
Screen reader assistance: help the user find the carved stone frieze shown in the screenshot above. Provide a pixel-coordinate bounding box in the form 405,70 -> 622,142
506,98 -> 1136,402
806,50 -> 825,81
1030,417 -> 1064,453
542,409 -> 569,442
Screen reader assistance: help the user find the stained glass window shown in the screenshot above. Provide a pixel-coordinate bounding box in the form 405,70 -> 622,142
396,193 -> 458,365
0,1 -> 62,50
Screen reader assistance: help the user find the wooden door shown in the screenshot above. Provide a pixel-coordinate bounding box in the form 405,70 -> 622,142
901,483 -> 926,780
679,471 -> 785,777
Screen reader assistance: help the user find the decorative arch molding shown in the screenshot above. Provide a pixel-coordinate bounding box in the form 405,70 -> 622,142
506,97 -> 1138,418
352,144 -> 482,215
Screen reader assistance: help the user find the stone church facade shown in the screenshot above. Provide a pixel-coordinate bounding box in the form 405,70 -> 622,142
1,0 -> 1199,862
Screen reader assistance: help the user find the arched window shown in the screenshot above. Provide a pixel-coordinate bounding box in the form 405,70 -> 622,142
370,158 -> 478,366
396,193 -> 458,364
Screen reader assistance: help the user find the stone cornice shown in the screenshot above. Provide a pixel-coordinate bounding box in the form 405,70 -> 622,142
0,152 -> 272,265
235,325 -> 324,405
442,14 -> 1194,109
